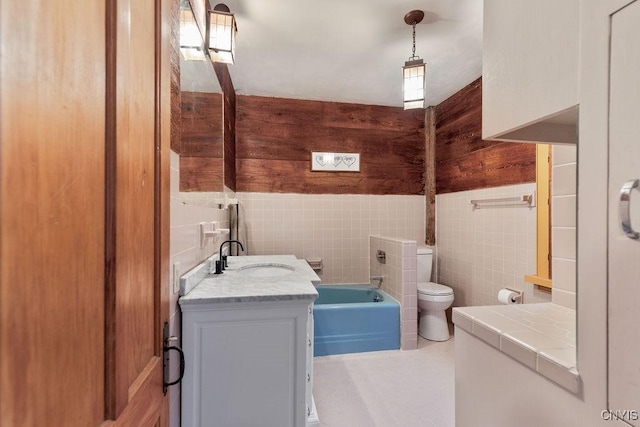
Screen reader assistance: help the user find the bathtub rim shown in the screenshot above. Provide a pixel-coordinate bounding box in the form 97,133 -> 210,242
314,284 -> 400,308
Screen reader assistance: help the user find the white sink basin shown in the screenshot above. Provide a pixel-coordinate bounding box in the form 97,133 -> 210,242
237,263 -> 296,278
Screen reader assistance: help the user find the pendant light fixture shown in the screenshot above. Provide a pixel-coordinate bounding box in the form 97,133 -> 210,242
206,3 -> 238,64
179,1 -> 206,61
402,10 -> 426,110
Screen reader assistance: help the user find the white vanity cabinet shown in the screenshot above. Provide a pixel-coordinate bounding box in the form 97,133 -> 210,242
178,255 -> 320,427
482,0 -> 579,143
181,299 -> 316,427
607,1 -> 640,422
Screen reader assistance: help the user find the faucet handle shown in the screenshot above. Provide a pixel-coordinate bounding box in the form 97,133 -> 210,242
213,260 -> 223,275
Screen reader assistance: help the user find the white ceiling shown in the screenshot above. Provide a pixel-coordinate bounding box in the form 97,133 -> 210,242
219,0 -> 483,107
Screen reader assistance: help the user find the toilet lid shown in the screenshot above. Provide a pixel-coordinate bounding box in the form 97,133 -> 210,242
417,282 -> 453,296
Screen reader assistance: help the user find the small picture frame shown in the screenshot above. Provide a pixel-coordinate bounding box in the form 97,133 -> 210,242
311,152 -> 360,172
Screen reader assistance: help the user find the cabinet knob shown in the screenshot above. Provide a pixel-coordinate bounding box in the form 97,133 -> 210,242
307,372 -> 311,382
307,406 -> 311,416
308,339 -> 312,347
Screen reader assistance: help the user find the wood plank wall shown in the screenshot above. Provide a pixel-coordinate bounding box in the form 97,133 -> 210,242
175,64 -> 236,193
169,0 -> 180,153
178,91 -> 223,191
179,91 -> 223,157
214,63 -> 237,192
236,95 -> 425,195
435,78 -> 536,194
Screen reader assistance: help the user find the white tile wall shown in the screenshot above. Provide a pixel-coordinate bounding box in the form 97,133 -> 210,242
169,150 -> 230,427
370,236 -> 418,350
436,183 -> 551,307
551,145 -> 577,309
236,192 -> 425,284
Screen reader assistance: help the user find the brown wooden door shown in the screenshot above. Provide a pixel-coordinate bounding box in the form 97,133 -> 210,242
104,0 -> 170,424
0,0 -> 171,425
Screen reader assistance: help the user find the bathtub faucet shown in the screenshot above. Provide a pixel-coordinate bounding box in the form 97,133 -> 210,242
370,275 -> 384,288
214,240 -> 245,274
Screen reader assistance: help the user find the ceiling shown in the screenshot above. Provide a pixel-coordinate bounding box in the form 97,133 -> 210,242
219,0 -> 483,108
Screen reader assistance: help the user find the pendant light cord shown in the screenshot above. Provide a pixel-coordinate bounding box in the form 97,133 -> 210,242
412,22 -> 417,59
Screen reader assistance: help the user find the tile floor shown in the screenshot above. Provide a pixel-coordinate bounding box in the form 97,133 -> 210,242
313,334 -> 455,427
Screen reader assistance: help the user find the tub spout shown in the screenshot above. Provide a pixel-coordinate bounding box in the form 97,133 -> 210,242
370,275 -> 384,288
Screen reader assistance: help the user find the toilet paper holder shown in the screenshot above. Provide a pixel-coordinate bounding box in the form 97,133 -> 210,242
499,288 -> 523,304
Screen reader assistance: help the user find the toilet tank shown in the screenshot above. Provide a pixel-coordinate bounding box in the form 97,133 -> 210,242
417,246 -> 434,283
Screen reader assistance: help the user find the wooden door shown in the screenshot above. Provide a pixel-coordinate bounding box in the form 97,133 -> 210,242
608,0 -> 640,424
105,0 -> 171,423
0,1 -> 107,424
0,0 -> 171,425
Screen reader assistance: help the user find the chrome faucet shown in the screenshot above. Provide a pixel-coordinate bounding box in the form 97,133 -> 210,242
213,240 -> 245,274
370,275 -> 384,288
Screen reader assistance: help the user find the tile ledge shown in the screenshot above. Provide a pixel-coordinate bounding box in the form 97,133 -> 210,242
453,304 -> 579,394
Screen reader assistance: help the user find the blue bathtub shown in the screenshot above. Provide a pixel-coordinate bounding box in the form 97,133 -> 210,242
313,285 -> 400,356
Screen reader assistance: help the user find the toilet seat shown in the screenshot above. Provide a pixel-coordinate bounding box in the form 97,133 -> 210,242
417,282 -> 453,296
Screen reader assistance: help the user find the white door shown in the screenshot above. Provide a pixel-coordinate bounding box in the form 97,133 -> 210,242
608,1 -> 640,423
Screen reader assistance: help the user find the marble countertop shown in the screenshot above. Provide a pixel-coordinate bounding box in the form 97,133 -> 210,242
179,255 -> 320,308
453,303 -> 578,393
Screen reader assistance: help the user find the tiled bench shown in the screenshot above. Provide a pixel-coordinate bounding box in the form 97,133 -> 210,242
453,303 -> 579,393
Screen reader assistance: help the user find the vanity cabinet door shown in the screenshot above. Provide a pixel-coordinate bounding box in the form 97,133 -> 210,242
482,0 -> 579,143
306,305 -> 314,419
608,1 -> 640,423
182,302 -> 310,427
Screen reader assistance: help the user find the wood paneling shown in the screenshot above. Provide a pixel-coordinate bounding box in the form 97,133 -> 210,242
236,95 -> 425,195
107,0 -> 158,415
0,1 -> 106,425
177,64 -> 234,192
436,143 -> 536,194
170,0 -> 181,153
180,91 -> 223,157
180,156 -> 224,191
214,63 -> 236,192
435,77 -> 536,194
157,0 -> 172,422
425,107 -> 436,245
105,0 -> 167,423
1,0 -> 169,424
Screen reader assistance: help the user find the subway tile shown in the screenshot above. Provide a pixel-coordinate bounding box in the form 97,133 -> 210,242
170,224 -> 198,256
552,288 -> 576,310
403,321 -> 417,335
499,335 -> 538,369
472,321 -> 501,349
553,258 -> 576,293
402,295 -> 417,308
452,310 -> 473,333
552,144 -> 577,166
552,163 -> 577,197
402,308 -> 417,321
170,149 -> 179,170
170,168 -> 180,194
553,227 -> 576,260
501,329 -> 567,362
552,195 -> 576,227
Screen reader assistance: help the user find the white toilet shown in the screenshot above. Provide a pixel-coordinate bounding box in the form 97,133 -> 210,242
417,246 -> 454,341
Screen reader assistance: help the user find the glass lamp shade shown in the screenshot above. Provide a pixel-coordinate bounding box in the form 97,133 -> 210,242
179,9 -> 206,61
403,59 -> 426,110
207,9 -> 237,64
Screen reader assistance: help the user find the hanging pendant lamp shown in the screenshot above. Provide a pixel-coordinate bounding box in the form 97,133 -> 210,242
402,10 -> 426,110
207,3 -> 237,64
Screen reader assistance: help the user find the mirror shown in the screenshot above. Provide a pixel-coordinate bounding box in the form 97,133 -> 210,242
178,1 -> 224,192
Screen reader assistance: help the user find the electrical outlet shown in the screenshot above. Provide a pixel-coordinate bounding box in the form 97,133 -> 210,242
173,262 -> 181,294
